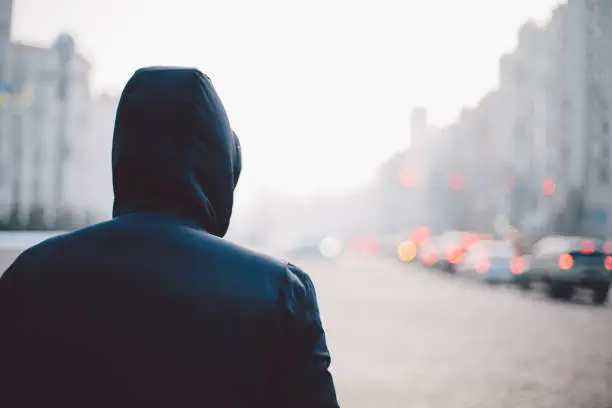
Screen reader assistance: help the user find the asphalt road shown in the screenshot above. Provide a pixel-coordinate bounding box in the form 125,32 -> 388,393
298,256 -> 612,408
1,248 -> 611,407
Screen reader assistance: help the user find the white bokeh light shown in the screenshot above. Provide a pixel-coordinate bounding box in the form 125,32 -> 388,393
319,236 -> 342,259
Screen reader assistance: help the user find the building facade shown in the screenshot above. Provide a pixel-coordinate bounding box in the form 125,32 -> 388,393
414,0 -> 612,239
0,0 -> 108,229
2,39 -> 92,227
0,0 -> 14,220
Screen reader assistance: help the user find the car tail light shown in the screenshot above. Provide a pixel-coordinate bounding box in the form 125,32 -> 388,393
420,245 -> 437,266
422,254 -> 437,266
510,257 -> 524,275
605,256 -> 612,271
581,240 -> 595,255
446,247 -> 463,264
476,256 -> 490,274
604,241 -> 612,255
558,253 -> 574,270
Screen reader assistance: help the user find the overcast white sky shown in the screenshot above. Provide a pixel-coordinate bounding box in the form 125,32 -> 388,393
11,0 -> 561,205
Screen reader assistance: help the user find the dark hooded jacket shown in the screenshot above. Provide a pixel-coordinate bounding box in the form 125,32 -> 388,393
0,67 -> 339,408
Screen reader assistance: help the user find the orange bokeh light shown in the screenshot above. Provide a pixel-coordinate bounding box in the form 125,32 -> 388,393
558,254 -> 574,270
446,248 -> 464,265
542,179 -> 556,196
398,241 -> 418,262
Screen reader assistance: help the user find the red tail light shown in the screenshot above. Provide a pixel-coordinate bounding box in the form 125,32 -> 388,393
559,254 -> 574,270
510,257 -> 524,275
476,256 -> 490,274
422,254 -> 438,266
446,247 -> 463,265
581,240 -> 595,255
420,245 -> 437,266
605,257 -> 612,271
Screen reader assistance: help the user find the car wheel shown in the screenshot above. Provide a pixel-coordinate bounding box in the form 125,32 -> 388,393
547,282 -> 574,301
592,285 -> 610,306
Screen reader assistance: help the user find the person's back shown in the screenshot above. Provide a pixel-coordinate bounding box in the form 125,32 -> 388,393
0,67 -> 339,408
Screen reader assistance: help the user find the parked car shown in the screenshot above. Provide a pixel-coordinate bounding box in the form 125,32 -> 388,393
455,240 -> 520,283
515,235 -> 611,305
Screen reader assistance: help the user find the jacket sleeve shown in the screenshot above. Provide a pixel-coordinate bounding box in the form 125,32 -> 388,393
273,262 -> 340,408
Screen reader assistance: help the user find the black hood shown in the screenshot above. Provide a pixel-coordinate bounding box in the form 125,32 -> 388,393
111,67 -> 241,237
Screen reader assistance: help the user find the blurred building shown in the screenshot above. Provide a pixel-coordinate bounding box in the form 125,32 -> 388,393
371,0 -> 612,240
420,0 -> 612,239
1,37 -> 92,227
374,107 -> 440,236
0,0 -> 106,229
501,0 -> 612,238
0,0 -> 14,220
10,37 -> 90,224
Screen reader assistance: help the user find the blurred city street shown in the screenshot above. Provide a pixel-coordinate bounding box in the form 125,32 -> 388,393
299,256 -> 612,408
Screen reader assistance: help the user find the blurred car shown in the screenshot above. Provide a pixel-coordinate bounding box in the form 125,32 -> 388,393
455,239 -> 520,283
514,235 -> 611,305
419,230 -> 478,273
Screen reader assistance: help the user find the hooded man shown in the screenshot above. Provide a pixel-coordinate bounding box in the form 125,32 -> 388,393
0,67 -> 339,408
